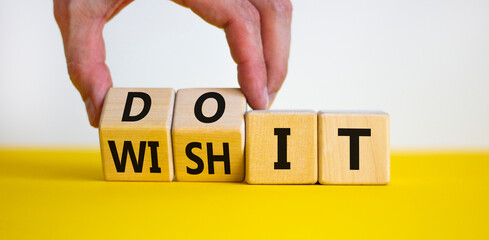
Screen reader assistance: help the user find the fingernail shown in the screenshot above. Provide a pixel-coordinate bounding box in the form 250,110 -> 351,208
263,87 -> 269,109
268,92 -> 277,109
84,98 -> 96,126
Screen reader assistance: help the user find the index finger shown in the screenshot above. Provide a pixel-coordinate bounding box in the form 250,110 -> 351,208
172,0 -> 269,109
249,0 -> 292,107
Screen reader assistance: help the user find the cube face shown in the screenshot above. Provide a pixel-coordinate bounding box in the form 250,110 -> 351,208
318,112 -> 390,184
172,131 -> 244,181
99,88 -> 175,181
245,111 -> 318,184
100,129 -> 173,181
172,88 -> 246,182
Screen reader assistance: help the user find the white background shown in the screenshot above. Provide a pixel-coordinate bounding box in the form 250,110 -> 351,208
0,0 -> 488,148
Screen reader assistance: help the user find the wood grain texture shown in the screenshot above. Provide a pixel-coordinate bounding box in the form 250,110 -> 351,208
99,88 -> 175,181
245,111 -> 318,184
318,111 -> 390,184
172,88 -> 246,181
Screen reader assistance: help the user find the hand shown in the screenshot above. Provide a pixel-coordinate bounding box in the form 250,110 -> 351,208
54,0 -> 292,127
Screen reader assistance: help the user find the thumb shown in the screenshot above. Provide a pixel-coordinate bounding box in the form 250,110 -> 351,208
55,2 -> 113,127
68,61 -> 112,127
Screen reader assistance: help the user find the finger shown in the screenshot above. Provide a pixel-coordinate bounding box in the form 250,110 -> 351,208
107,0 -> 133,21
54,1 -> 114,127
248,0 -> 292,107
172,0 -> 269,109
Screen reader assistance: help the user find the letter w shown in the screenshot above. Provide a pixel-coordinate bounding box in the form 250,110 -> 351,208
108,141 -> 146,172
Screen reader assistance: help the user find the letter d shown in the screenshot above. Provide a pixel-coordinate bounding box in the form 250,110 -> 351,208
122,92 -> 152,121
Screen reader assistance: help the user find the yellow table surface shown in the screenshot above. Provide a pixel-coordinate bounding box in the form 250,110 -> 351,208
1,148 -> 488,239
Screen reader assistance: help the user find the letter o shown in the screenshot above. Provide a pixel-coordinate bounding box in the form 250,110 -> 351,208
194,92 -> 225,123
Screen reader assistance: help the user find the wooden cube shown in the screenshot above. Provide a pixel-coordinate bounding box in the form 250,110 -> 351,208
318,111 -> 390,184
245,111 -> 318,184
172,88 -> 246,181
99,88 -> 175,181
